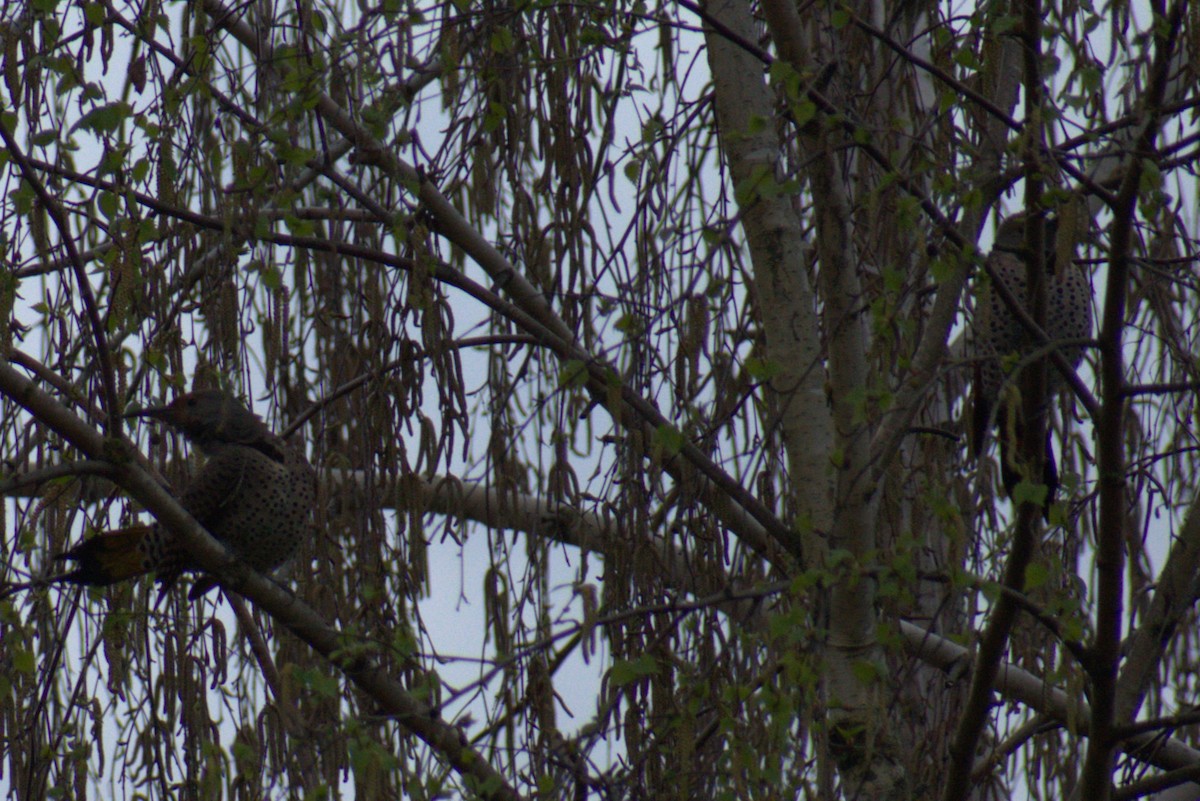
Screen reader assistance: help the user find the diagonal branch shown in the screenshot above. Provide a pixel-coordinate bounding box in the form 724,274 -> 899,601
0,121 -> 121,429
0,357 -> 528,801
1081,3 -> 1185,798
192,0 -> 798,565
941,1 -> 1059,795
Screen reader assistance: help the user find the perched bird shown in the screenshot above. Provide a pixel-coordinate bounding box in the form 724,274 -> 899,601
57,389 -> 315,598
971,215 -> 1092,509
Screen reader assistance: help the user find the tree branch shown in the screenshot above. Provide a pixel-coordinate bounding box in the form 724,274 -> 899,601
0,357 -> 529,801
0,120 -> 121,429
1080,3 -> 1185,798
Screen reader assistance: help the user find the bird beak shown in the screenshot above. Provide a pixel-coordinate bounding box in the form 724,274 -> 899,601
125,404 -> 173,421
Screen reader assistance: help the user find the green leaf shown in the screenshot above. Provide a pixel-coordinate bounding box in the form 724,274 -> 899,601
97,191 -> 119,219
610,654 -> 658,686
136,218 -> 158,244
558,360 -> 588,389
257,262 -> 282,290
276,143 -> 318,166
614,313 -> 643,336
11,647 -> 34,675
830,446 -> 844,468
994,14 -> 1021,33
101,147 -> 126,173
253,215 -> 272,240
654,424 -> 685,456
977,580 -> 1001,603
850,659 -> 883,685
744,357 -> 782,382
283,214 -> 316,237
144,348 -> 167,371
482,100 -> 506,133
489,28 -> 515,53
1139,158 -> 1163,193
746,114 -> 768,135
952,48 -> 982,70
1024,561 -> 1049,591
294,666 -> 339,698
130,157 -> 150,183
1061,615 -> 1085,642
74,101 -> 132,135
1011,479 -> 1048,508
83,2 -> 104,25
792,99 -> 817,128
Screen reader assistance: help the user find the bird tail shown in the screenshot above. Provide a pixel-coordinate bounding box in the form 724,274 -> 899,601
998,425 -> 1060,521
55,525 -> 158,586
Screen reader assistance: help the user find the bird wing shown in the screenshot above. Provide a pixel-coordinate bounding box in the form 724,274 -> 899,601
177,447 -> 256,537
972,249 -> 1029,455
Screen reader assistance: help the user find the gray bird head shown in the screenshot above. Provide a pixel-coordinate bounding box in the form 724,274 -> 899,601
994,214 -> 1059,269
128,389 -> 272,454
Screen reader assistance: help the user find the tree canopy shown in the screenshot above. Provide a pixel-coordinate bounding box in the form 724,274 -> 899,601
1,0 -> 1198,799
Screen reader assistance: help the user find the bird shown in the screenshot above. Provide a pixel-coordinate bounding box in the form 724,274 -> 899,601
971,214 -> 1092,511
56,389 -> 316,598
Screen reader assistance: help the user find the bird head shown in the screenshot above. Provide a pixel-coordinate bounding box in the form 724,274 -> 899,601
128,389 -> 271,453
994,213 -> 1059,270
